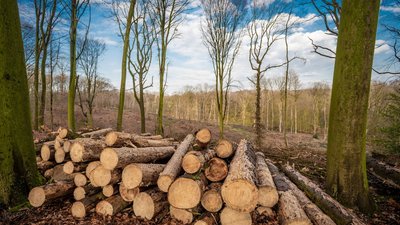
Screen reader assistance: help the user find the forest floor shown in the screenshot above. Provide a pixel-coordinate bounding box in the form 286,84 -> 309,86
1,107 -> 400,224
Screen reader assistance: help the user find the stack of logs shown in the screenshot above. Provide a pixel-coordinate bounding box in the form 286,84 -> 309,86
31,127 -> 365,225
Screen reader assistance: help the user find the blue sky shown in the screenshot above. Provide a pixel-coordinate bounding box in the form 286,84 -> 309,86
18,0 -> 400,94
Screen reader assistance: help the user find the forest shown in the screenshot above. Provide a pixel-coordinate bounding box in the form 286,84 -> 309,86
0,0 -> 399,224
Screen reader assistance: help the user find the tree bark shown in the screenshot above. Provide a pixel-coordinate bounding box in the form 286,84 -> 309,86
28,181 -> 74,207
81,128 -> 113,138
255,152 -> 278,207
70,138 -> 106,162
367,157 -> 400,188
71,192 -> 106,218
96,194 -> 130,216
220,207 -> 252,225
278,191 -> 312,225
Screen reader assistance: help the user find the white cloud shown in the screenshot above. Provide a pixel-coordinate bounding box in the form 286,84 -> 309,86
381,5 -> 400,13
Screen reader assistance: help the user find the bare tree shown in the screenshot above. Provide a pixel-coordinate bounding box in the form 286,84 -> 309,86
128,0 -> 155,133
201,0 -> 245,137
77,38 -> 106,128
48,38 -> 61,129
289,70 -> 301,134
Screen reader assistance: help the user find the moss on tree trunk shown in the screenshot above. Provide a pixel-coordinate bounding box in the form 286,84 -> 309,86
326,0 -> 380,214
0,0 -> 43,206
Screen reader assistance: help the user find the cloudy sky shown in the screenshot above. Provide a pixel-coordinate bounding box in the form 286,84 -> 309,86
18,0 -> 399,94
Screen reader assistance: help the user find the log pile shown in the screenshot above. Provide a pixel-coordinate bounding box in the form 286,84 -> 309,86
31,127 -> 365,225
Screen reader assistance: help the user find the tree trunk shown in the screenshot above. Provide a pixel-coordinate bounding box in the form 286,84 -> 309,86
220,207 -> 252,225
71,192 -> 106,218
99,146 -> 174,170
117,0 -> 136,131
158,134 -> 195,192
204,157 -> 228,182
28,181 -> 74,207
221,140 -> 258,213
255,152 -> 278,208
182,149 -> 216,174
70,138 -> 106,162
278,191 -> 312,225
68,0 -> 78,132
81,128 -> 113,138
121,163 -> 165,189
168,174 -> 207,209
133,189 -> 168,220
326,0 -> 379,213
367,157 -> 400,188
73,184 -> 101,201
170,205 -> 195,224
255,71 -> 262,148
39,38 -> 48,128
0,1 -> 42,205
96,194 -> 130,216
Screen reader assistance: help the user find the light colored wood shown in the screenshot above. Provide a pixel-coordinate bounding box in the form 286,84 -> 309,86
256,206 -> 275,217
102,185 -> 115,197
63,161 -> 87,174
278,191 -> 312,225
168,175 -> 206,209
54,136 -> 64,149
220,207 -> 252,225
58,128 -> 74,139
40,143 -> 55,161
133,189 -> 168,220
182,149 -> 216,174
74,173 -> 87,187
90,165 -> 121,187
215,139 -> 233,158
201,183 -> 223,212
196,128 -> 212,147
71,192 -> 106,218
37,161 -> 54,171
157,134 -> 195,192
221,139 -> 258,213
81,128 -> 113,138
51,165 -> 76,182
28,181 -> 74,207
169,206 -> 194,224
96,195 -> 130,216
121,163 -> 165,189
100,146 -> 174,170
255,152 -> 279,207
204,157 -> 228,182
54,148 -> 66,163
194,214 -> 217,225
85,161 -> 101,179
105,131 -> 171,147
73,184 -> 100,201
119,182 -> 140,202
63,140 -> 71,153
70,138 -> 106,162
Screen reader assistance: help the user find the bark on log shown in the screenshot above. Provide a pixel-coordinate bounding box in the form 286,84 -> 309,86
256,207 -> 275,217
221,139 -> 258,213
196,128 -> 212,147
158,134 -> 195,192
194,213 -> 218,225
54,136 -> 64,150
41,143 -> 55,161
105,131 -> 170,147
37,161 -> 54,171
121,163 -> 165,189
71,192 -> 106,218
119,182 -> 140,202
81,128 -> 113,138
169,206 -> 197,224
168,174 -> 207,209
367,157 -> 400,188
96,195 -> 130,216
28,181 -> 75,207
58,128 -> 76,139
278,191 -> 312,225
63,161 -> 87,175
100,146 -> 174,170
73,184 -> 101,201
280,163 -> 363,225
220,207 -> 252,225
182,150 -> 216,174
215,139 -> 233,158
204,157 -> 229,182
70,138 -> 106,162
50,165 -> 76,182
255,152 -> 279,207
201,183 -> 223,212
133,189 -> 168,220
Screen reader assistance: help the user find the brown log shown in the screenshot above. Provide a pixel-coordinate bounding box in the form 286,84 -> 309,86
105,131 -> 169,147
182,149 -> 216,174
169,206 -> 196,224
201,183 -> 223,212
220,207 -> 252,225
54,148 -> 67,163
119,182 -> 140,202
63,161 -> 88,175
102,184 -> 116,197
63,140 -> 71,153
28,181 -> 75,207
41,143 -> 55,161
196,128 -> 212,147
54,136 -> 64,149
280,163 -> 363,225
255,152 -> 279,207
85,161 -> 101,179
90,165 -> 121,187
157,134 -> 195,192
133,189 -> 168,220
71,192 -> 106,218
44,168 -> 54,179
50,165 -> 76,182
58,128 -> 76,139
367,157 -> 400,188
194,213 -> 218,225
81,128 -> 113,138
168,174 -> 207,209
100,146 -> 175,170
278,191 -> 312,225
221,139 -> 258,213
70,138 -> 106,162
215,139 -> 233,158
73,184 -> 101,201
256,206 -> 275,217
204,157 -> 228,182
96,195 -> 130,216
121,163 -> 165,189
37,160 -> 54,171
74,173 -> 88,187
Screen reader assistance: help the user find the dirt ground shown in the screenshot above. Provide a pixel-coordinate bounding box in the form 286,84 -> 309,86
1,107 -> 399,224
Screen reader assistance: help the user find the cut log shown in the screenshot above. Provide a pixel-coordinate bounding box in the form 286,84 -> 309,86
201,183 -> 223,212
63,140 -> 71,153
100,146 -> 175,170
63,161 -> 87,175
157,134 -> 195,192
54,148 -> 66,163
169,206 -> 194,224
70,138 -> 106,162
196,128 -> 212,147
221,139 -> 258,213
119,182 -> 140,202
90,165 -> 121,187
204,157 -> 228,182
133,189 -> 168,220
194,213 -> 218,225
51,165 -> 76,182
28,181 -> 75,207
105,131 -> 168,147
41,143 -> 55,161
255,152 -> 278,207
168,174 -> 206,209
121,163 -> 165,189
73,184 -> 100,201
85,161 -> 101,179
71,192 -> 106,218
37,161 -> 54,171
74,173 -> 88,187
58,128 -> 76,139
278,191 -> 312,225
102,185 -> 116,197
81,128 -> 113,138
280,163 -> 363,225
96,195 -> 130,216
182,149 -> 216,174
220,207 -> 252,225
44,168 -> 54,179
215,139 -> 233,158
256,207 -> 275,217
54,136 -> 64,150
367,157 -> 400,188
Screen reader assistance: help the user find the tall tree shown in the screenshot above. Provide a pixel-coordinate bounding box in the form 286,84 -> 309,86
150,0 -> 189,135
66,0 -> 90,132
128,0 -> 155,133
0,0 -> 42,205
201,0 -> 245,137
326,0 -> 379,213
